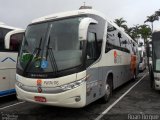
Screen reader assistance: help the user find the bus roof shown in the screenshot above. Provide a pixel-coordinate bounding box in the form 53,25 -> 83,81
31,9 -> 109,24
5,29 -> 25,49
31,9 -> 135,44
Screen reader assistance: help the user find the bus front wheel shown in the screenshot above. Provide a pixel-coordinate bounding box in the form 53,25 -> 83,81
101,76 -> 113,103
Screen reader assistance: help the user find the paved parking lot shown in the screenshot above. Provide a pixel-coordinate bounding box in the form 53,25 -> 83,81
1,70 -> 160,120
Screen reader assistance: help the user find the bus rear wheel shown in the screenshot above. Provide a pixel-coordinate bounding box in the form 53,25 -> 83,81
101,76 -> 113,103
132,70 -> 137,81
151,80 -> 155,90
150,70 -> 155,90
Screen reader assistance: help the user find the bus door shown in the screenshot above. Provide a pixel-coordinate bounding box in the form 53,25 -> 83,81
78,17 -> 102,104
85,23 -> 102,104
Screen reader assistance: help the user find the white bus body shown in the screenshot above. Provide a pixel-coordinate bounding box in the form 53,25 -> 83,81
16,9 -> 138,107
0,27 -> 24,97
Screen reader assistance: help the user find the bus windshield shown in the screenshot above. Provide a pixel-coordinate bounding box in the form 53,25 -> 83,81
17,17 -> 84,74
153,40 -> 160,71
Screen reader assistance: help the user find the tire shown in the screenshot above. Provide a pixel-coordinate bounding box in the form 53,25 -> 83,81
101,76 -> 113,103
150,71 -> 155,90
151,80 -> 155,90
132,70 -> 137,81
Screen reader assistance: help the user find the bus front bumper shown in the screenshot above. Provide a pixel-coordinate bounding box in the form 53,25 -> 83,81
15,83 -> 86,108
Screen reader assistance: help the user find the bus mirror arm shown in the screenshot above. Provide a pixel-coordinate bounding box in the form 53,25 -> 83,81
79,17 -> 98,41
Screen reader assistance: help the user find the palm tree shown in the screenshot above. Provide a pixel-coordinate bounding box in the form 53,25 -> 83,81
138,24 -> 152,45
131,25 -> 141,42
114,18 -> 128,30
144,14 -> 159,32
124,25 -> 140,43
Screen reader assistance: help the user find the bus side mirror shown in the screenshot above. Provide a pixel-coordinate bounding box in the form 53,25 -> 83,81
79,17 -> 98,41
5,29 -> 25,50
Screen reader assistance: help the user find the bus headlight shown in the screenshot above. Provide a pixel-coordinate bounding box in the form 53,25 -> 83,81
60,79 -> 85,91
16,81 -> 24,89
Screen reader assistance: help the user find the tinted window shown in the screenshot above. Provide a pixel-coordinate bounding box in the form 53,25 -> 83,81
106,23 -> 132,53
120,33 -> 127,48
87,14 -> 105,50
153,40 -> 160,71
0,28 -> 12,50
106,23 -> 121,47
18,17 -> 83,73
10,33 -> 24,51
126,39 -> 132,53
87,32 -> 97,59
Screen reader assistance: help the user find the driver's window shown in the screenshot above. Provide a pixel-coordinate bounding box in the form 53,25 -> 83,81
86,32 -> 97,60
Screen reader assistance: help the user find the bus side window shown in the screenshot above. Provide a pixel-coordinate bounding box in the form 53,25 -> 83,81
105,41 -> 113,53
127,39 -> 131,52
86,32 -> 98,60
132,43 -> 136,55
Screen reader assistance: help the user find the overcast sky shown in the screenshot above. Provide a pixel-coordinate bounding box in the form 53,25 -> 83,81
0,0 -> 160,30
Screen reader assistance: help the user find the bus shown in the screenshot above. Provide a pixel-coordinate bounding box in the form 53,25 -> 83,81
148,40 -> 152,66
0,25 -> 24,97
138,46 -> 146,72
147,30 -> 160,90
15,9 -> 138,108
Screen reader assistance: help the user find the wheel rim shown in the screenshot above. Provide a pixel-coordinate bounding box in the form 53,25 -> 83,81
105,84 -> 111,98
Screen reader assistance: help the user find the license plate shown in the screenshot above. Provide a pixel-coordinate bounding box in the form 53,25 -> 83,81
34,96 -> 46,102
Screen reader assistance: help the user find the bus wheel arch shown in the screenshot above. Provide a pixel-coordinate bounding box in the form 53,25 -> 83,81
101,73 -> 113,103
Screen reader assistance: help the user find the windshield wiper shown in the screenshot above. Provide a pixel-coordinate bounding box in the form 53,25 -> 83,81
46,37 -> 58,75
22,38 -> 42,75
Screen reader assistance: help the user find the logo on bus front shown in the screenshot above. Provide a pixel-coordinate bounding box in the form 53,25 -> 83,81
37,79 -> 42,86
37,79 -> 42,93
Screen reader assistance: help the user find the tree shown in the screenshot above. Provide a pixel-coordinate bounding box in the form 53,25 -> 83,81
124,25 -> 140,43
144,14 -> 159,32
130,25 -> 141,42
138,24 -> 152,45
114,18 -> 128,30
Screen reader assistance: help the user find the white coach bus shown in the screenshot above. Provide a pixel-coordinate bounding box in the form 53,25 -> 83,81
15,9 -> 138,107
0,24 -> 24,97
147,30 -> 160,90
